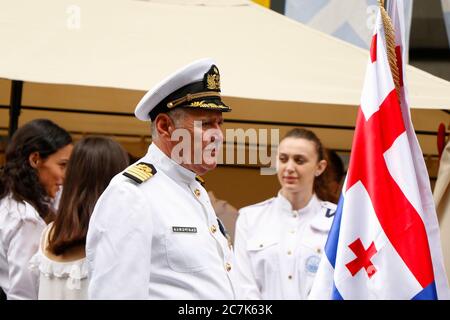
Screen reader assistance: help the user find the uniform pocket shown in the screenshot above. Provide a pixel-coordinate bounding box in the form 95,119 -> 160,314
164,230 -> 208,273
246,238 -> 280,282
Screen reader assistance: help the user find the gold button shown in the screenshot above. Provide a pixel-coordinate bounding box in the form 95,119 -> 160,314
288,275 -> 293,280
225,263 -> 232,272
292,214 -> 297,218
210,225 -> 217,233
259,244 -> 264,248
316,248 -> 322,254
287,250 -> 292,255
290,230 -> 296,234
194,189 -> 201,197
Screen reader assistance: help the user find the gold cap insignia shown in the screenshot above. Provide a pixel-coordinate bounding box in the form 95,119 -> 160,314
123,162 -> 157,184
204,65 -> 221,91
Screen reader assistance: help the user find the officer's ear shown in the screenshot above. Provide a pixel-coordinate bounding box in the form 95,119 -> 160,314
155,113 -> 176,139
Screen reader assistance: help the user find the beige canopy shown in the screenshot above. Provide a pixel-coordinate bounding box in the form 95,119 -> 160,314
0,0 -> 448,207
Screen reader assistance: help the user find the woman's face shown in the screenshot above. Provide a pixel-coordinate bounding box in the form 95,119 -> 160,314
32,144 -> 73,199
277,137 -> 326,194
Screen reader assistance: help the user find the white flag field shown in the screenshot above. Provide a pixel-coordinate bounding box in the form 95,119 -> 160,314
309,0 -> 450,300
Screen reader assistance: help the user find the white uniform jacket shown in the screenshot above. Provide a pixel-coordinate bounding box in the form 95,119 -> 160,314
234,193 -> 336,300
0,195 -> 46,299
86,143 -> 238,299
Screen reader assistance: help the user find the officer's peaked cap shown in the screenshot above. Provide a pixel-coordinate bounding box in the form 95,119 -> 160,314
135,58 -> 231,121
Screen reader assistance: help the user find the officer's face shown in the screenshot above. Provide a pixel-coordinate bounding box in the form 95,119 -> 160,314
31,143 -> 73,199
277,137 -> 326,194
176,109 -> 224,175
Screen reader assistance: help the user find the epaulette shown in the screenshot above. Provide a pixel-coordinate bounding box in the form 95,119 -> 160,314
195,175 -> 205,186
123,162 -> 157,184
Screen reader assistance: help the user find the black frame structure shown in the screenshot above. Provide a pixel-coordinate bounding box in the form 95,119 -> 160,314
8,80 -> 23,138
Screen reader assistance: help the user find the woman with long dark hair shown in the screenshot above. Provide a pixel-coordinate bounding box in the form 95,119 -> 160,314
30,136 -> 129,299
234,128 -> 337,300
0,119 -> 73,299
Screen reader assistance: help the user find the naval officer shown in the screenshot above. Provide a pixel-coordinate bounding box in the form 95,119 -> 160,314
86,58 -> 238,299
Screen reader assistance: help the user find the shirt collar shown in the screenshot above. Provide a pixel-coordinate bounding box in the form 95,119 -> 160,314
276,191 -> 321,218
144,143 -> 197,184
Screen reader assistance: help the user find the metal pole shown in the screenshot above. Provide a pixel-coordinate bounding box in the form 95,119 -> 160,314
8,80 -> 23,138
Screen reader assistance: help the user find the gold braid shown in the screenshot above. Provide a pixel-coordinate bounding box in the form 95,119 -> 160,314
379,0 -> 401,102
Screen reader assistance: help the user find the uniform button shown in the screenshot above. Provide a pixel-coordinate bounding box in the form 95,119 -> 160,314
287,250 -> 292,255
292,213 -> 297,218
316,248 -> 322,254
225,263 -> 232,272
194,189 -> 201,197
210,225 -> 217,233
259,244 -> 264,248
290,230 -> 296,234
288,275 -> 293,280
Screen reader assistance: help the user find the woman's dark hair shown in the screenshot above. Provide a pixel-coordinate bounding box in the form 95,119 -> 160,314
281,128 -> 334,202
0,119 -> 72,222
47,136 -> 129,255
325,149 -> 345,184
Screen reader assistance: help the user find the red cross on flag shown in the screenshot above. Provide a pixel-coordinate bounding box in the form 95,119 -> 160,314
309,0 -> 449,300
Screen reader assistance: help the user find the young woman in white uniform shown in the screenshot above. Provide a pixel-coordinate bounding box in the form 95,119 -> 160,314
234,128 -> 337,300
0,119 -> 73,299
30,136 -> 129,299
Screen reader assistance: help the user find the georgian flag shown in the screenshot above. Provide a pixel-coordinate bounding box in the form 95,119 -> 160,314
309,0 -> 450,300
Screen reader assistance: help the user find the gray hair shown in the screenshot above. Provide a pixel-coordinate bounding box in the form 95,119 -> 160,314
150,107 -> 188,139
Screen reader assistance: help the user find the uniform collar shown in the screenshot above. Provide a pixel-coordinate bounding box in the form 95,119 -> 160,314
276,191 -> 321,219
145,143 -> 197,184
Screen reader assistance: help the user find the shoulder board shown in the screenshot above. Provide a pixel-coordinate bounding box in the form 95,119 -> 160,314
122,162 -> 157,184
195,175 -> 205,186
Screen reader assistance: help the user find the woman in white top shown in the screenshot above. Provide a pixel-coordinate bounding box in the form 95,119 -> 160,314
234,128 -> 338,300
0,119 -> 73,300
30,136 -> 129,299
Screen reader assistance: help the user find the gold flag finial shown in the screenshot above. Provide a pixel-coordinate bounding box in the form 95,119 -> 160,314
378,0 -> 401,101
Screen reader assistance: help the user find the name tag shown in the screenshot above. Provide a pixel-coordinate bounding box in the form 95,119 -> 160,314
172,226 -> 197,233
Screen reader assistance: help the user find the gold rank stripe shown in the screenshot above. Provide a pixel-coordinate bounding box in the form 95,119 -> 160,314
127,167 -> 152,180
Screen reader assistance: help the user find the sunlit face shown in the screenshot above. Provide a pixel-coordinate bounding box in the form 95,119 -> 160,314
33,144 -> 73,199
277,137 -> 326,195
176,109 -> 224,175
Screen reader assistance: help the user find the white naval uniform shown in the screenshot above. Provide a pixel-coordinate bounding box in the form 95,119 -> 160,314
0,195 -> 46,299
86,143 -> 238,299
234,193 -> 336,300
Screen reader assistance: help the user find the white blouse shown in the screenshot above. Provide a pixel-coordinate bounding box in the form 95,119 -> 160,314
234,193 -> 336,300
29,223 -> 88,300
0,195 -> 46,299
